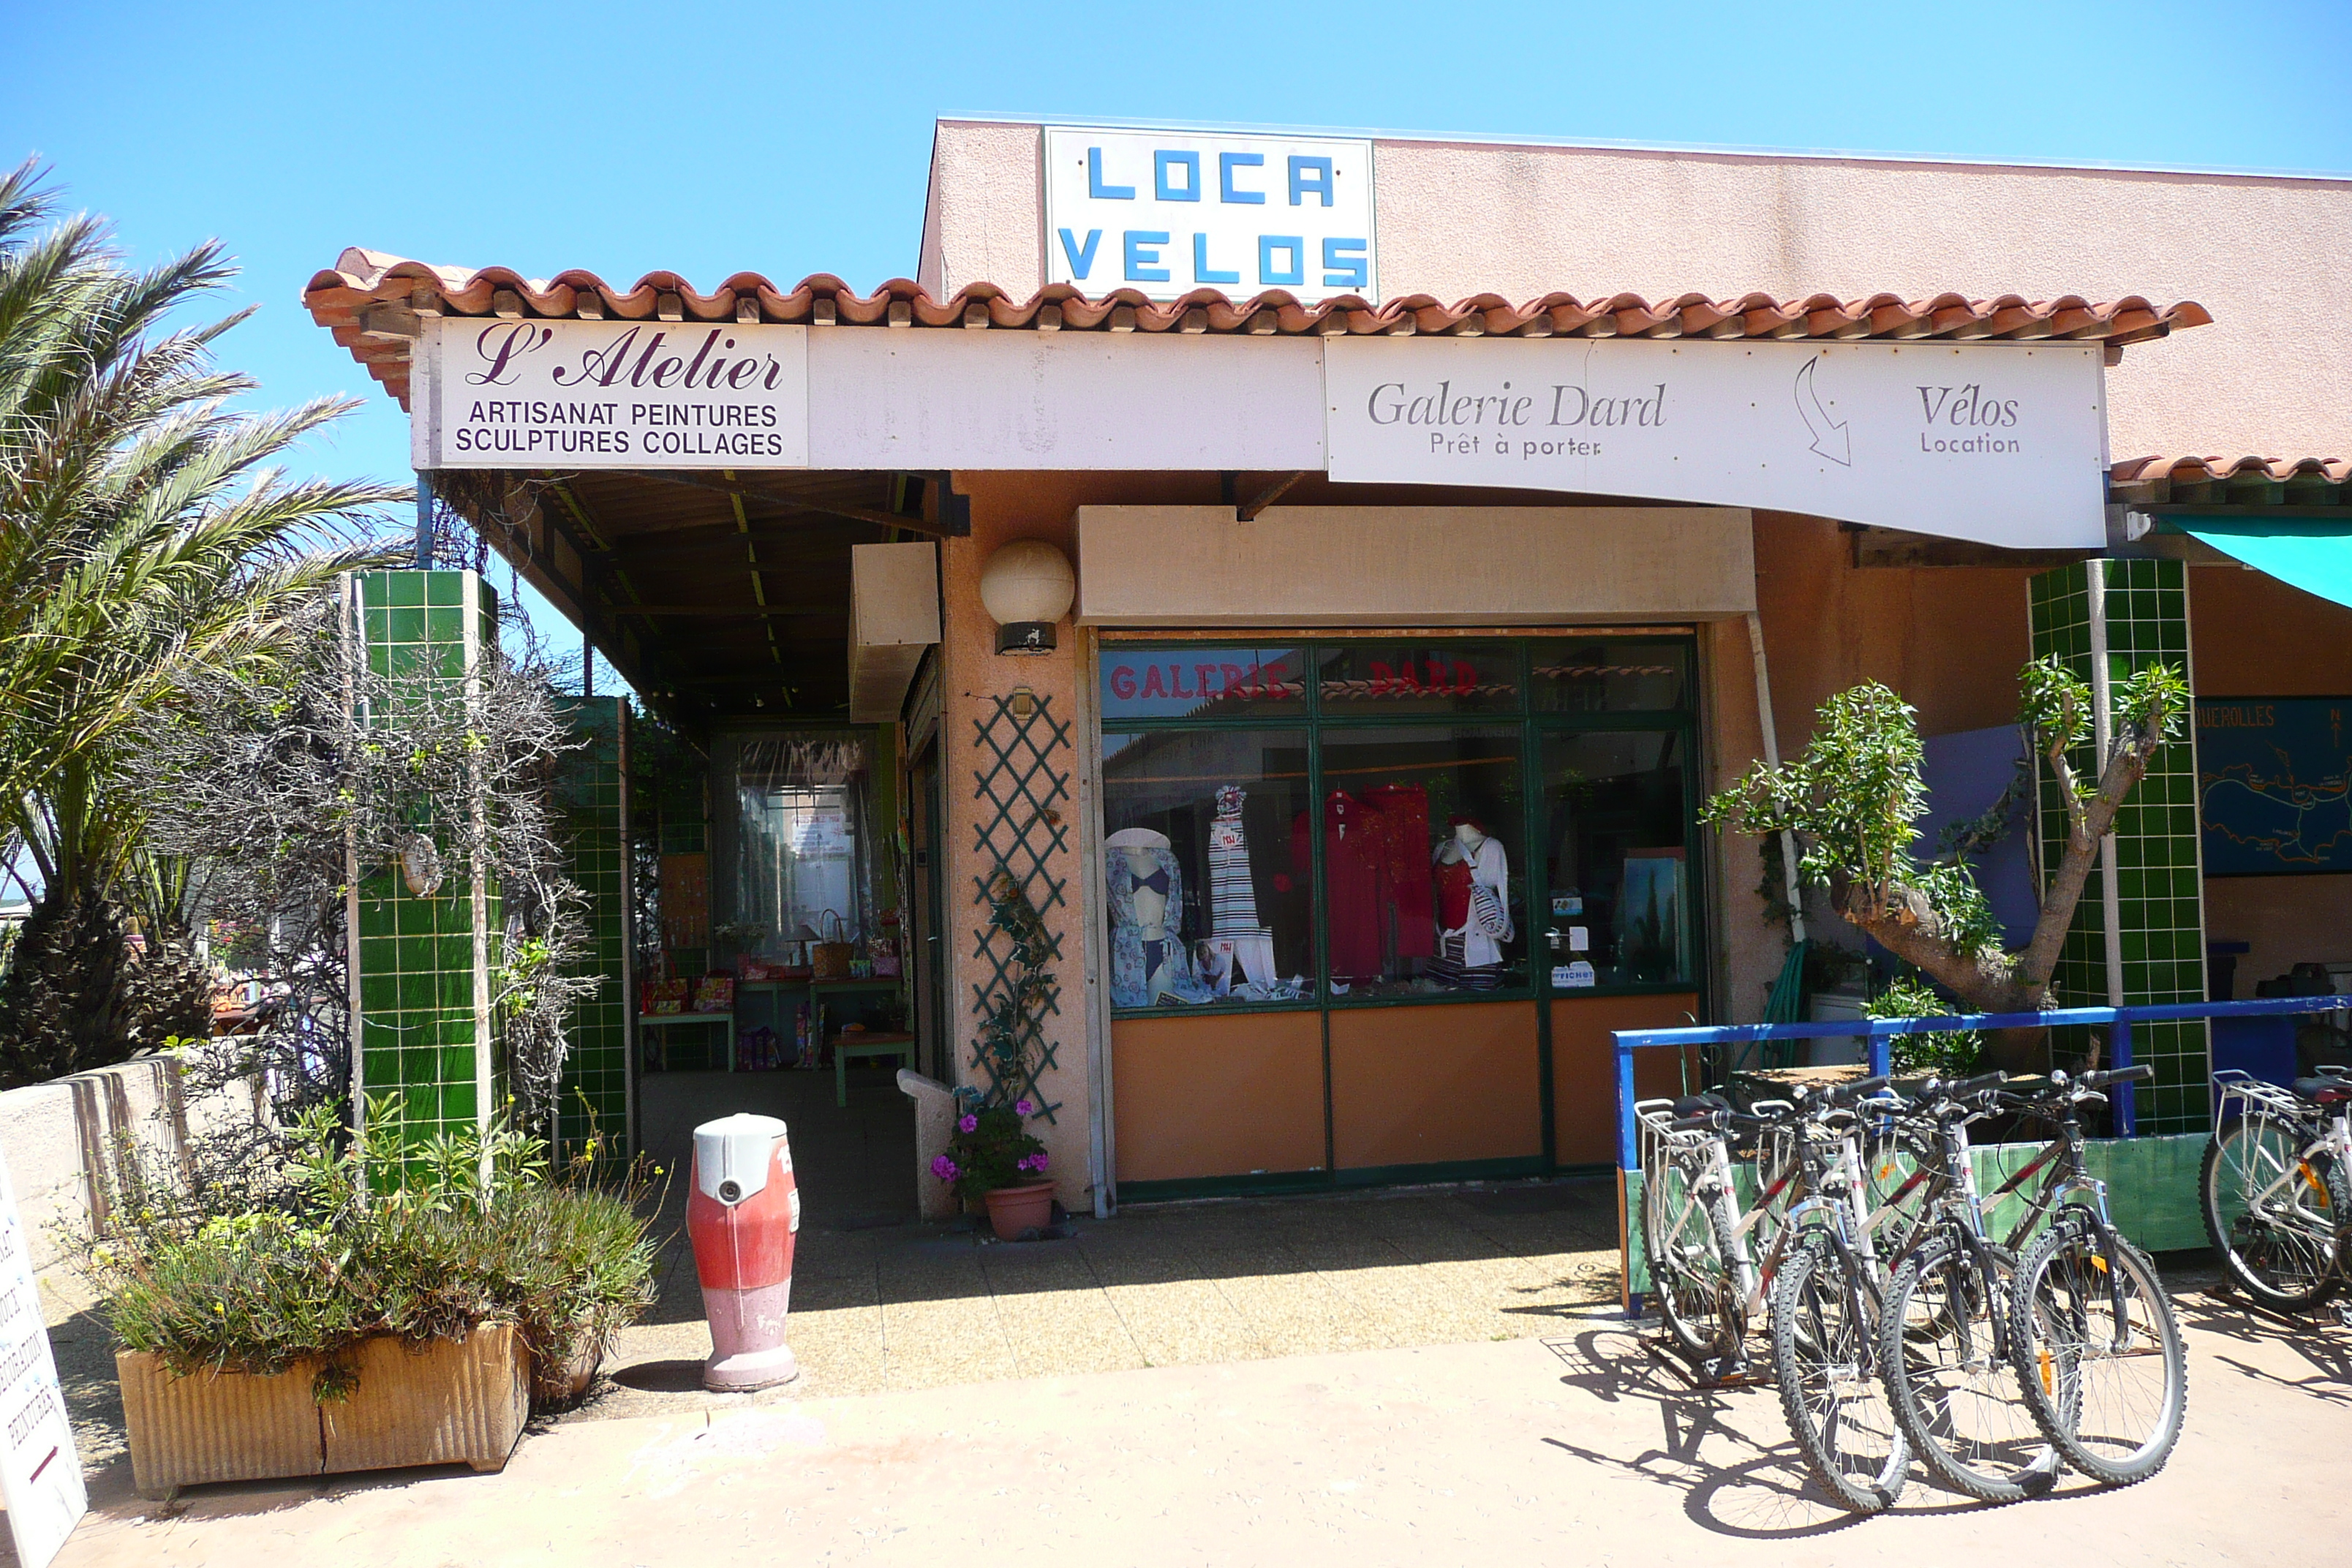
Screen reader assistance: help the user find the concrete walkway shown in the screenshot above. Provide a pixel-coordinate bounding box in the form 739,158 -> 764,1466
45,1285 -> 2352,1567
586,1070 -> 1621,1418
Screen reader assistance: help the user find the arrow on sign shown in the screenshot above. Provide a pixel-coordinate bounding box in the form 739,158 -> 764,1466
1793,355 -> 1850,467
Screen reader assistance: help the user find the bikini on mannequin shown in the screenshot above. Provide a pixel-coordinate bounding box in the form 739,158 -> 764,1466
1105,826 -> 1209,1006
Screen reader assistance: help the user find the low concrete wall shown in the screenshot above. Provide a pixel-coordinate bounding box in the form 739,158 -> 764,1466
897,1069 -> 960,1222
0,1047 -> 266,1272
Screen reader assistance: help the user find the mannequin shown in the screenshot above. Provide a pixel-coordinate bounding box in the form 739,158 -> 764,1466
1105,826 -> 1209,1006
1432,817 -> 1512,987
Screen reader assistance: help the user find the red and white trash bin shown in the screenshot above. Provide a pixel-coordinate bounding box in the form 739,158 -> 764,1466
686,1112 -> 802,1392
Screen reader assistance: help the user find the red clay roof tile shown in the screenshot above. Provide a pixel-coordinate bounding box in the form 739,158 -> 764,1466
304,247 -> 2215,413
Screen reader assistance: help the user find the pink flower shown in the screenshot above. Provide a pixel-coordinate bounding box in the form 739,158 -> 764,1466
1020,1151 -> 1049,1172
930,1155 -> 959,1181
1014,1098 -> 1034,1117
957,1113 -> 979,1134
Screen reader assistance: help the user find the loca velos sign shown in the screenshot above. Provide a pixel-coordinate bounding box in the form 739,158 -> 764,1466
1322,336 -> 2108,546
417,317 -> 810,469
1041,127 -> 1376,303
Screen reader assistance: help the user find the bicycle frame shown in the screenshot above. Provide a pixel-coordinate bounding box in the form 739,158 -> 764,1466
2209,1070 -> 2352,1266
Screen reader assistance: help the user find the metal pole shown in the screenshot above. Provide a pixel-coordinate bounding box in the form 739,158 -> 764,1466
414,472 -> 434,569
1744,613 -> 1808,946
2086,560 -> 2127,1014
2111,1017 -> 2137,1136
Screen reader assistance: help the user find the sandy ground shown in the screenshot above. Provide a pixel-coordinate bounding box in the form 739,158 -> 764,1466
37,1281 -> 2352,1568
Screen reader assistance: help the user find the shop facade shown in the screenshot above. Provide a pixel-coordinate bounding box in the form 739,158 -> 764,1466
304,121 -> 2352,1213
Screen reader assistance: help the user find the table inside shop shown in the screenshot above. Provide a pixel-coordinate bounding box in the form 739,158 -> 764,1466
638,1010 -> 735,1071
832,1031 -> 916,1107
736,976 -> 905,1069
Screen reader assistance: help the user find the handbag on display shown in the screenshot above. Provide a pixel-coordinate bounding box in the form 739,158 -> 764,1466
810,909 -> 855,980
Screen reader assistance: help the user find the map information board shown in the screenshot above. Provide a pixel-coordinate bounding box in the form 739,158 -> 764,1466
2197,697 -> 2352,876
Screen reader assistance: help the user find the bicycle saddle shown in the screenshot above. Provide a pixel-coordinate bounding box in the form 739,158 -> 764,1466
2292,1077 -> 2351,1104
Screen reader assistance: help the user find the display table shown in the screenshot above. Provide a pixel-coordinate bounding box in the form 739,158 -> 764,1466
834,1031 -> 916,1107
638,1011 -> 735,1071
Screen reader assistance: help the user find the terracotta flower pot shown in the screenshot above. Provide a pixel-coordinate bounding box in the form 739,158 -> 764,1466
981,1180 -> 1055,1240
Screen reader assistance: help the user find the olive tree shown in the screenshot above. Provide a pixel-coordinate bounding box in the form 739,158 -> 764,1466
1703,655 -> 2190,1017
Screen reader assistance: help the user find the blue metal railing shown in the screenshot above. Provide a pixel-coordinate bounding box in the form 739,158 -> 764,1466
1613,993 -> 2347,1177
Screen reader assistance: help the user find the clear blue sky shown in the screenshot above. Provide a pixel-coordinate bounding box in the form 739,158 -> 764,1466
7,0 -> 2348,609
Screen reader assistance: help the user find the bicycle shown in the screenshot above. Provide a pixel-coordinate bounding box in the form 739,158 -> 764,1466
1874,1069 -> 2070,1503
1635,1089 -> 1793,1373
1648,1076 -> 1912,1513
2000,1065 -> 2188,1488
2202,1064 -> 2351,1311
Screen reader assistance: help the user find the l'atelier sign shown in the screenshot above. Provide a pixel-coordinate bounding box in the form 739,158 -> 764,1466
1323,336 -> 2108,549
417,317 -> 811,469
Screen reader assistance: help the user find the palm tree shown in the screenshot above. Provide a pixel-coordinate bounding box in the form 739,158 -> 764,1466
0,161 -> 404,1084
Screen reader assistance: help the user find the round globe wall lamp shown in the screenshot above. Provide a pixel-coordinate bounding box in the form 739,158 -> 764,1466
979,539 -> 1075,655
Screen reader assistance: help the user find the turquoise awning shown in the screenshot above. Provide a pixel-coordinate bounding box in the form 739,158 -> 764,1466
2174,516 -> 2352,611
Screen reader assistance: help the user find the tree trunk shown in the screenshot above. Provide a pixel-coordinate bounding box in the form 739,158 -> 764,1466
0,879 -> 140,1088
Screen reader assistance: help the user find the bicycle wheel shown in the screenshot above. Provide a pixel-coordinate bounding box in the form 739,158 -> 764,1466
1644,1148 -> 1745,1360
1771,1235 -> 1908,1513
2010,1218 -> 2187,1485
1882,1232 -> 2059,1502
2201,1109 -> 2344,1311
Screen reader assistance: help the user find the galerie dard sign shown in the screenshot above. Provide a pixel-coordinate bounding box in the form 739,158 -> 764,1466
415,315 -> 810,470
0,1150 -> 85,1568
1322,336 -> 2110,548
1041,127 -> 1376,302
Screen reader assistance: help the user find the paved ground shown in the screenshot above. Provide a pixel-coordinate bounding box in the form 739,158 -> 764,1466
583,1070 -> 1621,1419
40,1283 -> 2352,1567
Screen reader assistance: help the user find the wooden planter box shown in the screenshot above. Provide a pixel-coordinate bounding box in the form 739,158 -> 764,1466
118,1324 -> 527,1497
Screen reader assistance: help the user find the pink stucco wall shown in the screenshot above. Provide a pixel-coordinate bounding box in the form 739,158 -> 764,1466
923,121 -> 2351,464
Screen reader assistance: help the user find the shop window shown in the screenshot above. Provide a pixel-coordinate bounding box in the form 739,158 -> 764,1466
1527,638 -> 1689,713
1098,647 -> 1312,721
1101,728 -> 1314,1006
1314,725 -> 1526,995
728,736 -> 876,960
1539,730 -> 1692,987
1099,636 -> 1697,1016
1316,640 -> 1518,716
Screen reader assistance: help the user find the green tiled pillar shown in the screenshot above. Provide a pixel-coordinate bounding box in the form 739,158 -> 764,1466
553,696 -> 633,1160
2028,559 -> 2208,1133
347,568 -> 505,1150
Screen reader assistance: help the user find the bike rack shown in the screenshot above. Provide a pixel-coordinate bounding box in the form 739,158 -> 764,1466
1613,995 -> 2348,1319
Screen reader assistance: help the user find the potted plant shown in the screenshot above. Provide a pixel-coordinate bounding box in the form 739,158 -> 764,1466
84,1104 -> 659,1498
932,1099 -> 1053,1240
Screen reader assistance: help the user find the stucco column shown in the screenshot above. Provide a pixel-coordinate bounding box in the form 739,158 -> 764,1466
939,503 -> 1093,1210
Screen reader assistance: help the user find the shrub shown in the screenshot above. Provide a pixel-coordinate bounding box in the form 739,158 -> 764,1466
1868,977 -> 1984,1079
85,1101 -> 658,1409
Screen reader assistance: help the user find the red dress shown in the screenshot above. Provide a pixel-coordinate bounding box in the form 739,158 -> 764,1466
1292,791 -> 1384,980
1362,783 -> 1435,960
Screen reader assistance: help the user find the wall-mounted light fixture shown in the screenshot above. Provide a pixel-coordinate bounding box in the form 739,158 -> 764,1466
979,539 -> 1074,655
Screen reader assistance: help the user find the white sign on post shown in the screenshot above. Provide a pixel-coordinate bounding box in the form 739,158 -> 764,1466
0,1150 -> 84,1568
418,316 -> 810,470
1324,336 -> 2109,549
1042,127 -> 1377,303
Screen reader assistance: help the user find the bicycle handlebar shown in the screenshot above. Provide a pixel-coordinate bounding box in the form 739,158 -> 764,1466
2079,1064 -> 2154,1090
1944,1069 -> 2009,1098
1827,1074 -> 1891,1106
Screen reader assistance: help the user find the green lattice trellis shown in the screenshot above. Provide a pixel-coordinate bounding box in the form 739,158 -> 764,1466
968,691 -> 1071,1120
